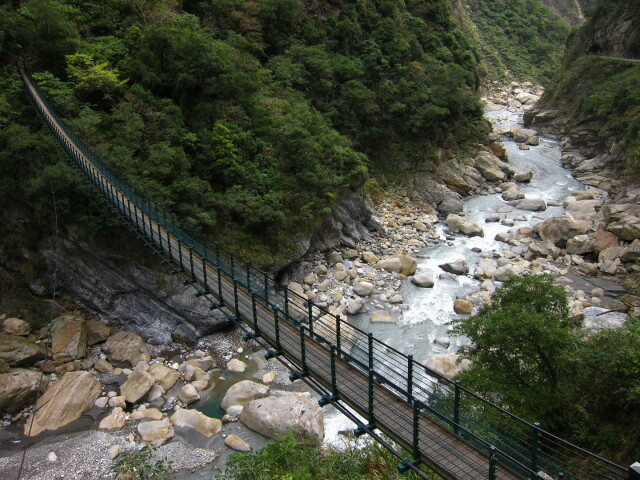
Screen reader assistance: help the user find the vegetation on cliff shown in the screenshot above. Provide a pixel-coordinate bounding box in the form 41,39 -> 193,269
0,0 -> 486,263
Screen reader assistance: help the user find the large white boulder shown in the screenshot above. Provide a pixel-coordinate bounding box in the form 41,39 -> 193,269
221,380 -> 269,411
170,408 -> 222,437
445,215 -> 484,237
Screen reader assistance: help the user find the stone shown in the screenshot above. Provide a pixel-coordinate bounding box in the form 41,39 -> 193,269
148,363 -> 181,391
511,198 -> 546,211
130,408 -> 163,421
147,385 -> 165,402
48,452 -> 58,463
426,353 -> 471,380
3,318 -> 30,336
0,359 -> 9,373
474,258 -> 497,280
511,127 -> 538,143
226,405 -> 243,418
435,337 -> 451,348
170,408 -> 222,437
519,143 -> 530,150
50,313 -> 87,362
528,241 -> 561,259
513,171 -> 533,182
24,371 -> 101,436
120,364 -> 155,404
0,333 -> 46,367
502,186 -> 524,201
599,246 -> 625,264
398,255 -> 418,276
221,380 -> 269,411
411,274 -> 434,288
354,281 -> 374,297
388,294 -> 404,304
225,434 -> 251,452
565,234 -> 594,255
94,359 -> 114,373
86,320 -> 111,347
240,393 -> 324,445
137,419 -> 174,445
179,384 -> 200,404
534,214 -> 590,248
583,307 -> 628,332
474,151 -> 506,182
184,356 -> 216,372
303,273 -> 317,285
315,264 -> 328,276
0,368 -> 42,413
621,240 -> 640,263
98,410 -> 126,430
454,299 -> 473,315
495,232 -> 513,243
592,230 -> 619,253
445,214 -> 484,237
109,445 -> 122,460
370,313 -> 395,324
362,251 -> 379,264
327,252 -> 343,265
603,204 -> 640,241
102,331 -> 151,368
439,259 -> 469,275
486,213 -> 501,223
108,396 -> 126,409
227,359 -> 246,373
346,298 -> 365,315
374,258 -> 402,273
95,397 -> 109,408
262,372 -> 276,384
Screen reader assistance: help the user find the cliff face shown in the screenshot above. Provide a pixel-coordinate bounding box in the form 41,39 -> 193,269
538,0 -> 592,26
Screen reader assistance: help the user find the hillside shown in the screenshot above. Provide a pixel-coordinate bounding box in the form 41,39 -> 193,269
526,0 -> 640,179
538,0 -> 594,26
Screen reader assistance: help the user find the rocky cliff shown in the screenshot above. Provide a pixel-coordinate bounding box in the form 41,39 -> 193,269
538,0 -> 592,26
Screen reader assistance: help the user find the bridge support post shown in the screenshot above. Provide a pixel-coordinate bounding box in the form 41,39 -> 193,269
216,266 -> 224,307
289,325 -> 309,382
263,272 -> 269,305
265,306 -> 282,360
531,423 -> 540,479
454,380 -> 461,436
246,262 -> 251,292
407,354 -> 413,402
319,344 -> 339,407
336,315 -> 342,359
489,447 -> 498,480
284,285 -> 289,320
307,299 -> 314,337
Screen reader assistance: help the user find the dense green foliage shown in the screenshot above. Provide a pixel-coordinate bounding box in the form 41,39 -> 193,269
215,433 -> 425,480
466,0 -> 569,83
0,0 -> 487,262
452,274 -> 640,463
112,444 -> 172,479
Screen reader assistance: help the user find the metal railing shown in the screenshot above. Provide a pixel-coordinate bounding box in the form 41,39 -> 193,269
22,69 -> 632,480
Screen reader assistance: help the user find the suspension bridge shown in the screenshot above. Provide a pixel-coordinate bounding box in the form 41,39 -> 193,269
21,69 -> 636,480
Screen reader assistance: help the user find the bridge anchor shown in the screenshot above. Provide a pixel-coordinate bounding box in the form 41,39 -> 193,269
397,458 -> 421,474
353,424 -> 375,437
318,394 -> 338,407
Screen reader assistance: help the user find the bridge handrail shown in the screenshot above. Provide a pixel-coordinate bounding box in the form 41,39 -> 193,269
22,70 -> 630,480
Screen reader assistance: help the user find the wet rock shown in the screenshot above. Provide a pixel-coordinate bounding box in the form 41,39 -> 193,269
0,334 -> 45,367
170,408 -> 221,437
147,385 -> 165,402
398,255 -> 418,276
513,171 -> 533,182
24,371 -> 101,436
354,281 -> 374,297
446,215 -> 484,237
388,294 -> 404,304
346,299 -> 365,315
137,419 -> 174,445
0,368 -> 42,413
439,259 -> 469,275
102,331 -> 150,368
221,380 -> 269,411
474,258 -> 497,279
502,186 -> 524,201
225,434 -> 251,452
227,359 -> 246,373
434,337 -> 451,348
486,214 -> 501,223
3,318 -> 30,336
511,198 -> 547,211
374,258 -> 402,273
454,299 -> 473,315
426,353 -> 471,380
240,393 -> 324,445
411,274 -> 434,288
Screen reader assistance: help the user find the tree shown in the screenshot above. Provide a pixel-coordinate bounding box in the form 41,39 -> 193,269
66,53 -> 127,103
451,274 -> 576,427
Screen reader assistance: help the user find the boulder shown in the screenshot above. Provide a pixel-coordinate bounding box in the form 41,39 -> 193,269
445,215 -> 484,237
179,384 -> 200,404
120,364 -> 155,404
435,337 -> 451,348
346,298 -> 365,315
502,186 -> 524,201
370,313 -> 396,324
534,214 -> 590,248
474,151 -> 506,182
494,262 -> 529,282
354,281 -> 374,297
98,410 -> 126,430
454,299 -> 473,315
0,368 -> 42,413
0,334 -> 45,367
225,434 -> 251,452
24,371 -> 101,436
583,307 -> 628,332
426,353 -> 471,380
86,320 -> 111,347
93,359 -> 113,373
566,235 -> 594,255
598,246 -> 625,264
513,171 -> 533,182
240,393 -> 324,445
511,198 -> 547,211
102,331 -> 150,368
621,240 -> 640,263
592,230 -> 619,253
170,408 -> 222,437
227,359 -> 246,373
137,419 -> 174,445
388,294 -> 403,304
130,407 -> 163,421
411,274 -> 434,288
148,363 -> 180,391
603,204 -> 640,241
474,258 -> 497,279
511,127 -> 538,143
439,259 -> 469,275
374,258 -> 402,273
184,356 -> 216,372
327,252 -> 343,265
398,255 -> 418,276
528,241 -> 561,259
3,318 -> 30,336
221,380 -> 269,411
50,313 -> 87,362
0,359 -> 9,373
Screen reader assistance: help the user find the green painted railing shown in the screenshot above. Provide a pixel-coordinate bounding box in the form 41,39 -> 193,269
22,69 -> 633,480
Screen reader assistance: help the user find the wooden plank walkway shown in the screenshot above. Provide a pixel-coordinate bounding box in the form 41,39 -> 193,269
22,70 -> 538,480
